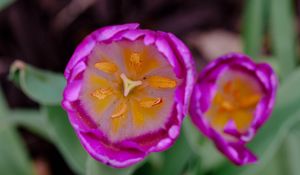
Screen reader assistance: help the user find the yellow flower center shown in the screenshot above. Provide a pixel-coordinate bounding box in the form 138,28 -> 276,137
79,40 -> 179,142
205,71 -> 262,133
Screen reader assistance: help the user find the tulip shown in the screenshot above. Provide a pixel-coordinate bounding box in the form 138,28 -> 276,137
62,23 -> 195,168
189,53 -> 277,165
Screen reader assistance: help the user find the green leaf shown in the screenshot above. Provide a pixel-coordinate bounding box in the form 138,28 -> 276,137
255,145 -> 283,175
183,157 -> 204,175
256,123 -> 300,175
85,157 -> 142,175
0,127 -> 33,175
9,109 -> 51,141
0,0 -> 15,11
147,152 -> 164,170
0,88 -> 33,175
242,0 -> 266,57
133,131 -> 192,175
9,60 -> 65,105
277,68 -> 300,108
270,0 -> 297,77
152,131 -> 192,175
158,134 -> 191,175
183,118 -> 224,171
278,132 -> 300,175
45,106 -> 87,175
0,85 -> 8,116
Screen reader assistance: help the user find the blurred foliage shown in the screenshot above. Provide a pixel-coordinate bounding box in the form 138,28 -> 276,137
9,61 -> 65,105
0,0 -> 14,11
0,88 -> 33,175
242,0 -> 266,58
0,0 -> 300,174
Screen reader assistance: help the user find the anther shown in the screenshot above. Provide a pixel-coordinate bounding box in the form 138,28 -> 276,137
239,94 -> 261,108
111,102 -> 127,118
130,52 -> 142,66
91,88 -> 113,100
94,62 -> 118,74
147,76 -> 176,89
139,97 -> 163,108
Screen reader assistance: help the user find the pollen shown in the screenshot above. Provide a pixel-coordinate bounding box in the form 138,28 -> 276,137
221,101 -> 235,111
91,88 -> 113,100
130,52 -> 142,66
238,94 -> 261,108
111,102 -> 127,118
147,76 -> 176,89
94,61 -> 118,74
139,97 -> 163,108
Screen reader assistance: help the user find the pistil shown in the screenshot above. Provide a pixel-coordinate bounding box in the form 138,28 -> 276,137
120,73 -> 142,96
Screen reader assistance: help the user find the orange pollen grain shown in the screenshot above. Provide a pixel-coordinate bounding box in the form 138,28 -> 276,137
111,102 -> 127,119
94,62 -> 118,73
130,52 -> 142,66
238,94 -> 261,108
147,76 -> 176,88
139,97 -> 163,108
221,101 -> 235,111
91,88 -> 113,100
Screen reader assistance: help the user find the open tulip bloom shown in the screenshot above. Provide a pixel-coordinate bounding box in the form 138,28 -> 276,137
189,53 -> 277,165
62,23 -> 196,168
62,23 -> 277,168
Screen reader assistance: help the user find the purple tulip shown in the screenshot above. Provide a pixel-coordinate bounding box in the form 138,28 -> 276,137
62,23 -> 196,168
189,53 -> 277,165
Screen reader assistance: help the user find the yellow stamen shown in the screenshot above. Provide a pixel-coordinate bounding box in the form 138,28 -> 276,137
238,94 -> 261,108
221,101 -> 235,111
130,52 -> 142,66
111,102 -> 127,118
139,97 -> 162,108
120,73 -> 142,96
91,88 -> 113,100
147,76 -> 176,88
94,62 -> 118,74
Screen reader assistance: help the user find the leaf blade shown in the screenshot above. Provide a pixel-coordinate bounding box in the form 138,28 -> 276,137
242,0 -> 266,57
45,106 -> 87,175
270,0 -> 297,76
9,61 -> 65,105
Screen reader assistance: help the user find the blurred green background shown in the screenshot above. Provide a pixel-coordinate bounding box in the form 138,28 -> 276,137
0,0 -> 300,174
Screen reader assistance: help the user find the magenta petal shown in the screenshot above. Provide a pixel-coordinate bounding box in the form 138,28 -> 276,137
189,53 -> 277,165
64,23 -> 139,80
61,24 -> 196,168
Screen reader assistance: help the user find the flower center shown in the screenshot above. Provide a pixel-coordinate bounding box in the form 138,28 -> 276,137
80,40 -> 179,142
205,72 -> 262,132
120,73 -> 142,96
